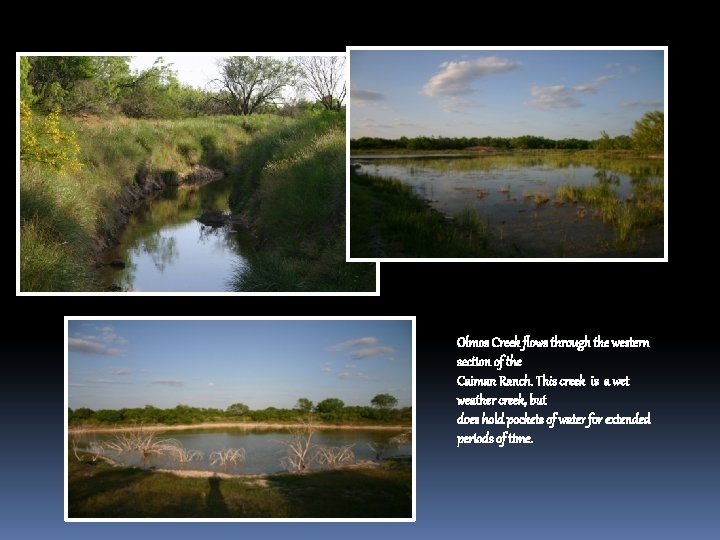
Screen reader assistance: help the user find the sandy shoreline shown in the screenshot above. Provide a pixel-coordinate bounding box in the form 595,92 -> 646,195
154,459 -> 380,480
68,422 -> 410,434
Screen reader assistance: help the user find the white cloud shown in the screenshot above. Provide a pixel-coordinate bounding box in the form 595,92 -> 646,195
527,76 -> 616,109
109,368 -> 132,375
68,337 -> 123,356
627,65 -> 639,73
150,380 -> 184,387
320,362 -> 332,373
572,75 -> 616,94
328,336 -> 378,351
422,57 -> 520,97
526,85 -> 582,109
207,382 -> 216,387
69,326 -> 128,355
351,346 -> 395,359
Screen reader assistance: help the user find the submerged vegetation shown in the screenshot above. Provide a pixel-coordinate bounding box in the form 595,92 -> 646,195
556,174 -> 663,244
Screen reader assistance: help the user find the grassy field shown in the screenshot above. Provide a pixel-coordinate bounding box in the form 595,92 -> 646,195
351,170 -> 495,258
68,456 -> 412,518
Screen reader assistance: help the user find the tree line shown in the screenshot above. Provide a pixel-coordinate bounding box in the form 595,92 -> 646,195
21,55 -> 346,119
351,111 -> 664,153
68,394 -> 410,426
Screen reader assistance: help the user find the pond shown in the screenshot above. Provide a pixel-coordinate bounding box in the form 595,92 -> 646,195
97,180 -> 255,291
352,153 -> 664,257
72,427 -> 412,475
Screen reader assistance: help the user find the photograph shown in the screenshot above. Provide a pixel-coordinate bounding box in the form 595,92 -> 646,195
19,53 -> 376,293
65,317 -> 414,520
350,47 -> 665,259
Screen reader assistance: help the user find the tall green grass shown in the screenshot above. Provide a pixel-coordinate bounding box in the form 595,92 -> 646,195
350,171 -> 494,258
20,115 -> 278,291
229,111 -> 376,292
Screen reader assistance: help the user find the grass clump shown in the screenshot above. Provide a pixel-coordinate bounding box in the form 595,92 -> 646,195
229,111 -> 375,291
556,177 -> 663,246
350,170 -> 494,257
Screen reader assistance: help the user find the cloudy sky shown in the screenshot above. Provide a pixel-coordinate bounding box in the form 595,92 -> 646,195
67,319 -> 412,410
350,48 -> 664,140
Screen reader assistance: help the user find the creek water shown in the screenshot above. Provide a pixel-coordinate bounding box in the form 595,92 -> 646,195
97,180 -> 254,291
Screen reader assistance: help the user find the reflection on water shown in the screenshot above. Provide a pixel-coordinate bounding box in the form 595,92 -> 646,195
75,428 -> 412,475
99,180 -> 254,291
352,154 -> 664,257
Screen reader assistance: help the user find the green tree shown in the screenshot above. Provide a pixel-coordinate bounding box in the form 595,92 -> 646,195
594,131 -> 613,151
371,393 -> 398,409
69,407 -> 95,423
27,56 -> 95,111
119,58 -> 183,118
631,110 -> 664,153
63,56 -> 132,114
213,56 -> 297,115
315,397 -> 345,414
295,398 -> 313,413
226,402 -> 250,416
20,57 -> 36,105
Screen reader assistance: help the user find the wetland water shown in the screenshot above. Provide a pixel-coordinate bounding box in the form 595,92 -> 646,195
73,428 -> 411,474
98,180 -> 254,291
352,153 -> 664,257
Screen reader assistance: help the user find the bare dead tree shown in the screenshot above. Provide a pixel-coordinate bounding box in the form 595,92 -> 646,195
71,437 -> 82,462
295,56 -> 346,111
315,445 -> 355,469
368,431 -> 412,461
96,429 -> 181,459
88,441 -> 106,462
165,442 -> 205,464
279,419 -> 318,472
209,448 -> 246,467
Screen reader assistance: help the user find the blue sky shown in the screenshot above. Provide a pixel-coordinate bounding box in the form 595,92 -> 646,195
67,319 -> 412,411
350,49 -> 664,140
